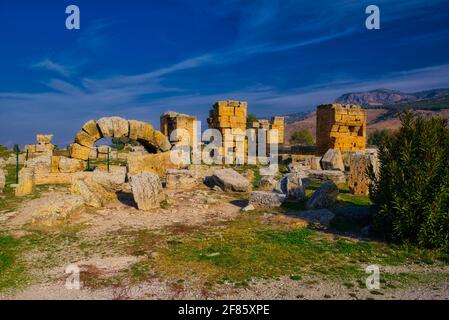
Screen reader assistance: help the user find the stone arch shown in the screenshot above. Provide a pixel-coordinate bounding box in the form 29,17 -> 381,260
69,116 -> 171,160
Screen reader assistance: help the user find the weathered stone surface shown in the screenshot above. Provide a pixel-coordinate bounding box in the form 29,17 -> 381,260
278,172 -> 306,200
348,154 -> 372,196
75,130 -> 96,148
35,172 -> 73,185
82,120 -> 102,141
165,169 -> 199,190
70,177 -> 117,208
249,191 -> 286,209
259,175 -> 278,191
307,170 -> 346,184
58,156 -> 86,173
92,167 -> 127,191
129,172 -> 163,210
0,158 -> 5,168
15,168 -> 35,197
0,168 -> 5,192
97,117 -> 114,137
343,150 -> 364,170
31,194 -> 84,226
241,204 -> 255,212
321,149 -> 345,171
306,182 -> 339,209
310,157 -> 322,170
208,168 -> 251,192
36,134 -> 53,144
26,156 -> 52,175
127,152 -> 181,177
295,209 -> 335,227
35,143 -> 54,154
70,143 -> 92,161
151,131 -> 171,152
51,156 -> 60,173
111,117 -> 129,138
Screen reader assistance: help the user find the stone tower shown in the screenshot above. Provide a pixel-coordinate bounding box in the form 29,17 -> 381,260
316,104 -> 366,155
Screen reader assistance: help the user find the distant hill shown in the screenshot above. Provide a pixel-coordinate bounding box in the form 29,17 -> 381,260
335,88 -> 449,110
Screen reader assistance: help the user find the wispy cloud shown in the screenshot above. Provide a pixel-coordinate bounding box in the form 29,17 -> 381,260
31,59 -> 73,77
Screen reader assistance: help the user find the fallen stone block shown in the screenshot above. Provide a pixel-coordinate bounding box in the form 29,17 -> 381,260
207,168 -> 251,192
165,169 -> 199,190
306,182 -> 339,209
31,194 -> 85,227
278,172 -> 306,201
259,175 -> 278,191
321,149 -> 345,171
249,191 -> 286,209
307,170 -> 346,184
127,152 -> 181,177
129,172 -> 163,210
70,177 -> 117,208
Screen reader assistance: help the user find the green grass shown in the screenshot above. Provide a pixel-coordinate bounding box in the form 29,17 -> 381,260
151,212 -> 449,287
0,235 -> 29,291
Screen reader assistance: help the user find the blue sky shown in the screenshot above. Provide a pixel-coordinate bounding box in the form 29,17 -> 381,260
1,0 -> 449,147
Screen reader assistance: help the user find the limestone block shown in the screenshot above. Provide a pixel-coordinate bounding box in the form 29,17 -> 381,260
127,152 -> 181,177
82,120 -> 102,141
71,177 -> 116,208
75,130 -> 96,148
51,156 -> 60,173
278,172 -> 306,201
59,156 -> 86,173
165,169 -> 199,190
26,156 -> 52,175
207,168 -> 251,192
31,194 -> 84,227
97,117 -> 114,138
70,143 -> 92,161
321,149 -> 345,171
36,134 -> 53,144
249,191 -> 286,209
306,182 -> 339,209
129,172 -> 163,210
111,117 -> 129,138
348,154 -> 371,196
307,170 -> 346,184
15,168 -> 35,197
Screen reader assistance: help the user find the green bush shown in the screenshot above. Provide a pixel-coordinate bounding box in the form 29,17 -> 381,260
368,129 -> 391,146
290,129 -> 314,146
369,111 -> 449,249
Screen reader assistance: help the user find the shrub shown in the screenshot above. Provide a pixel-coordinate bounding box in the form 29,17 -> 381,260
368,129 -> 391,146
369,111 -> 449,249
290,129 -> 314,146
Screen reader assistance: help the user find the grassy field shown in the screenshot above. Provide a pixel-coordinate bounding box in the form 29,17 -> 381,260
1,163 -> 448,296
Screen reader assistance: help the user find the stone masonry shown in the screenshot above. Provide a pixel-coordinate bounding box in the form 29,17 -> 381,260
316,104 -> 366,155
160,111 -> 198,148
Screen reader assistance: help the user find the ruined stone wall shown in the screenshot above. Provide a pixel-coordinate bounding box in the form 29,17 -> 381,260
316,104 -> 366,155
160,111 -> 198,147
207,101 -> 247,160
24,134 -> 55,158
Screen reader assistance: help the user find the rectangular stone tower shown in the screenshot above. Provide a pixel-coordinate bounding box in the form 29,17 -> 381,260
316,104 -> 366,155
160,111 -> 198,147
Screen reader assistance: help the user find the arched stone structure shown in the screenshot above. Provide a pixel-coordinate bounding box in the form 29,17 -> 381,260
70,116 -> 171,160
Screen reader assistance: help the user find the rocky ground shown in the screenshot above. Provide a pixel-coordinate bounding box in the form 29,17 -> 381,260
1,181 -> 448,300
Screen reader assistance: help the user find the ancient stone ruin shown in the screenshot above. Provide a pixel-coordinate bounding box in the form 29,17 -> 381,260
70,117 -> 171,160
316,104 -> 366,155
24,134 -> 55,158
160,111 -> 198,147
